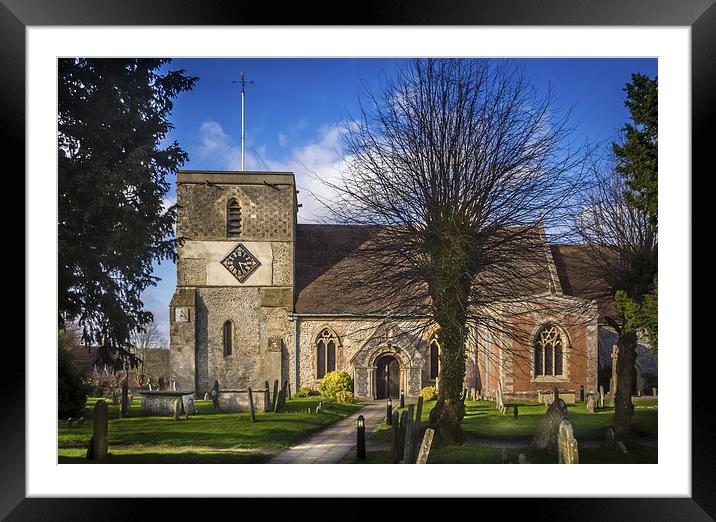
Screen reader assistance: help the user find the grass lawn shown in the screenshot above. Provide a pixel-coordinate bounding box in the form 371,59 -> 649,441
59,396 -> 363,463
360,398 -> 657,464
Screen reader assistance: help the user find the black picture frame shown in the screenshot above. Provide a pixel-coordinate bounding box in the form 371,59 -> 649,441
5,0 -> 710,519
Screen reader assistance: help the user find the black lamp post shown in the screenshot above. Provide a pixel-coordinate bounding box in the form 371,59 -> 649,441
386,398 -> 393,425
356,415 -> 366,460
400,389 -> 405,409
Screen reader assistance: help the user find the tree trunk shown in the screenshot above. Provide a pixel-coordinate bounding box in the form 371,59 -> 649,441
427,309 -> 467,445
613,330 -> 637,438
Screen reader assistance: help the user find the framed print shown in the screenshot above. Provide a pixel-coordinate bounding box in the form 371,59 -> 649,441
6,0 -> 713,519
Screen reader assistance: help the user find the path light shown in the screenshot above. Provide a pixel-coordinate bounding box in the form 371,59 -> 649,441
386,398 -> 393,425
356,415 -> 366,460
400,389 -> 405,409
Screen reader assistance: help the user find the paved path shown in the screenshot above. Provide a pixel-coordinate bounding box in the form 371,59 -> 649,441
269,401 -> 386,464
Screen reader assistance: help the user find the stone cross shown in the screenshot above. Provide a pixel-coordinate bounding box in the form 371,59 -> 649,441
87,400 -> 108,460
390,410 -> 401,464
558,419 -> 579,464
415,428 -> 435,464
247,387 -> 256,422
609,345 -> 619,406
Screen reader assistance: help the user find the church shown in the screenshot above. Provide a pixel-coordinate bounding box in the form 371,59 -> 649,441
169,170 -> 656,401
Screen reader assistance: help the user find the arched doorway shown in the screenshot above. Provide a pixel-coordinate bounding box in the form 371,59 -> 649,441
376,355 -> 400,399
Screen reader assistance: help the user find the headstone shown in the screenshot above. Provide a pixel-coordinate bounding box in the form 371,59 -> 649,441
500,446 -> 507,464
390,410 -> 401,464
211,380 -> 220,410
120,378 -> 129,418
247,387 -> 256,422
513,405 -> 519,421
609,345 -> 619,406
111,391 -> 119,406
271,380 -> 279,411
586,394 -> 596,413
276,380 -> 288,411
558,419 -> 579,464
173,399 -> 182,420
605,427 -> 616,450
264,385 -> 271,413
86,400 -> 108,460
599,385 -> 605,408
518,453 -> 528,464
402,405 -> 415,464
183,395 -> 198,415
615,440 -> 629,455
531,397 -> 568,457
652,387 -> 658,397
397,410 -> 409,462
204,392 -> 209,401
171,379 -> 177,391
413,396 -> 424,460
158,377 -> 165,391
415,428 -> 435,464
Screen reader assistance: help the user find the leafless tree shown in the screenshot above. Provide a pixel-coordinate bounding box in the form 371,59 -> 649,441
574,160 -> 657,437
318,59 -> 593,444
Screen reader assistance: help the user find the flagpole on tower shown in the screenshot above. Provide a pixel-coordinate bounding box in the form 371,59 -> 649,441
232,71 -> 254,171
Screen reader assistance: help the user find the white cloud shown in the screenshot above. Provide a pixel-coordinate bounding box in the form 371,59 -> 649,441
197,120 -> 350,223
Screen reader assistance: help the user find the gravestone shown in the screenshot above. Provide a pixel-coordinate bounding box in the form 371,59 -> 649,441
531,397 -> 568,457
158,377 -> 165,391
413,396 -> 424,460
586,394 -> 596,413
247,387 -> 256,422
615,440 -> 629,455
86,400 -> 108,460
183,395 -> 198,415
211,380 -> 220,410
120,378 -> 129,418
111,391 -> 119,406
599,385 -> 605,408
271,380 -> 279,411
275,380 -> 288,411
558,419 -> 579,464
415,428 -> 435,464
605,427 -> 616,450
390,410 -> 401,464
652,387 -> 658,397
513,405 -> 519,421
500,446 -> 507,464
203,392 -> 209,401
402,405 -> 415,464
609,345 -> 619,406
264,385 -> 271,413
173,399 -> 182,420
397,410 -> 409,462
518,453 -> 528,464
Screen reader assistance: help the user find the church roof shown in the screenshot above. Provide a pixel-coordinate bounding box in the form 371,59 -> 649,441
550,244 -> 618,322
294,224 -> 561,315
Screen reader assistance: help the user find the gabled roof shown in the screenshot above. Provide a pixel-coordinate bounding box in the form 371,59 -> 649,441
294,224 -> 562,315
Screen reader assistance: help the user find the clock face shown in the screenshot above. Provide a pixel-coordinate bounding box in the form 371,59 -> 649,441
221,243 -> 261,283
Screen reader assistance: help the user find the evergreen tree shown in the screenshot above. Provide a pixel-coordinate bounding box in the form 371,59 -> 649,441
58,59 -> 197,367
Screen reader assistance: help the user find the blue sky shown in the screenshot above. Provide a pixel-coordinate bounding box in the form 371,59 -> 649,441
144,58 -> 658,342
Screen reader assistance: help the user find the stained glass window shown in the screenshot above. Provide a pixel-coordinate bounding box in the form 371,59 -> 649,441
534,324 -> 564,377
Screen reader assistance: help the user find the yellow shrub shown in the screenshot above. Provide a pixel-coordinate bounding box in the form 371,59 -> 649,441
335,391 -> 355,404
318,371 -> 353,398
419,386 -> 438,401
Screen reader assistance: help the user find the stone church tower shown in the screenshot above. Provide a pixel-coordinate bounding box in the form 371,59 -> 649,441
169,170 -> 296,394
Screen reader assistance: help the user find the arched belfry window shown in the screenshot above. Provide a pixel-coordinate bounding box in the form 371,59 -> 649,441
227,199 -> 242,238
223,320 -> 233,357
534,324 -> 565,377
429,335 -> 440,380
316,329 -> 338,379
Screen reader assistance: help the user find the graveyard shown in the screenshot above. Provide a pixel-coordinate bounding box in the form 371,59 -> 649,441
58,396 -> 363,463
344,397 -> 658,464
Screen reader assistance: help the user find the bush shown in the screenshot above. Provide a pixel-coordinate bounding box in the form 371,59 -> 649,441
318,371 -> 353,399
335,390 -> 355,404
58,344 -> 89,419
297,386 -> 319,398
419,385 -> 438,401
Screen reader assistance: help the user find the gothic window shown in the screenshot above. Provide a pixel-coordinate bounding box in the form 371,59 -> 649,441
534,324 -> 565,377
316,328 -> 338,379
429,336 -> 440,380
223,320 -> 233,357
227,198 -> 242,238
